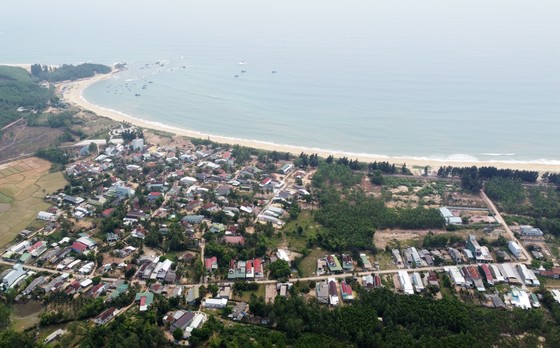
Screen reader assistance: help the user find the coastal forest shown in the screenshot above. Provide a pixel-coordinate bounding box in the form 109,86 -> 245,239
0,63 -> 111,129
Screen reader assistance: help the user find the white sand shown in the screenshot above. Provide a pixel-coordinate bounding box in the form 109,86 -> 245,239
56,71 -> 560,173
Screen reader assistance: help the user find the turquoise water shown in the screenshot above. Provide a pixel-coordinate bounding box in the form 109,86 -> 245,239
2,0 -> 560,163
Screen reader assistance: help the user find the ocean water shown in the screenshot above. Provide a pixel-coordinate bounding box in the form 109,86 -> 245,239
2,0 -> 560,163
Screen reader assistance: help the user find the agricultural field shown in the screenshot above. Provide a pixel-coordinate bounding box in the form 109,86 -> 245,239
0,157 -> 67,246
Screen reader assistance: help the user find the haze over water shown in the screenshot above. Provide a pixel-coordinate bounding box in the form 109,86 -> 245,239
2,0 -> 560,163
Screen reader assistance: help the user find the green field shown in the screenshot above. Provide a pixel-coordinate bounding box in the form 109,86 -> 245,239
0,157 -> 67,247
298,248 -> 328,277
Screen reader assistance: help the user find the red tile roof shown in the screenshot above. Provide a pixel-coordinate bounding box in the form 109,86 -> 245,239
341,281 -> 352,295
223,236 -> 245,245
246,260 -> 253,272
72,241 -> 88,252
253,259 -> 262,273
480,264 -> 493,282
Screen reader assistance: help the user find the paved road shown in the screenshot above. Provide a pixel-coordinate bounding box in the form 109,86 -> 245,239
480,190 -> 533,263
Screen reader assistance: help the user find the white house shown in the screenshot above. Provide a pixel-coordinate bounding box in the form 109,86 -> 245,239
37,211 -> 56,222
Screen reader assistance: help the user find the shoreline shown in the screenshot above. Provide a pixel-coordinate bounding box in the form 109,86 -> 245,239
55,68 -> 560,173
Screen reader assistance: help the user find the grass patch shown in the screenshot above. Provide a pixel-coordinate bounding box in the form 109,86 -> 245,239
373,252 -> 398,271
0,191 -> 13,204
298,248 -> 327,277
280,210 -> 325,252
232,284 -> 265,302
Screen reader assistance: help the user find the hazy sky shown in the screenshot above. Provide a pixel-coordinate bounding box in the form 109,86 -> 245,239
2,0 -> 559,50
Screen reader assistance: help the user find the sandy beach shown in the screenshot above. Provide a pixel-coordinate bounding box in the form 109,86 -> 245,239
53,69 -> 560,173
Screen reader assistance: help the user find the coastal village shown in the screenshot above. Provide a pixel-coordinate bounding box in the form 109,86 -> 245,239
3,120 -> 560,345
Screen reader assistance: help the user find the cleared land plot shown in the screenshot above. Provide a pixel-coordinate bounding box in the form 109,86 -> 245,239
0,157 -> 67,246
374,227 -> 499,250
298,248 -> 328,277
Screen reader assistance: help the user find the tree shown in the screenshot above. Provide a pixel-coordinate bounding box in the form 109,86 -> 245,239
89,142 -> 98,154
173,328 -> 183,341
269,260 -> 291,279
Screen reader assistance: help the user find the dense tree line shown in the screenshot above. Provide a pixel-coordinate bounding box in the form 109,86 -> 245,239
544,172 -> 560,186
232,288 -> 560,347
30,63 -> 111,82
80,312 -> 169,347
36,148 -> 69,164
485,177 -> 560,236
438,165 -> 539,183
368,161 -> 398,174
295,152 -> 320,168
190,316 -> 288,347
312,163 -> 362,188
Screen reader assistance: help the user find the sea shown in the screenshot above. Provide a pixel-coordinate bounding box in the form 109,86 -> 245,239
2,0 -> 560,164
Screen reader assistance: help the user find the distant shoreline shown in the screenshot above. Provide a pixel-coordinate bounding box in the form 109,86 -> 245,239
46,66 -> 560,173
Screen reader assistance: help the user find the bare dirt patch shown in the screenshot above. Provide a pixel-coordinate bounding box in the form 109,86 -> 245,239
0,124 -> 63,162
374,229 -> 447,249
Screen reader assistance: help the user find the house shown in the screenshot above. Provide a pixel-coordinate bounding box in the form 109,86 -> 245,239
182,215 -> 205,224
326,255 -> 343,273
106,233 -> 120,243
362,275 -> 375,289
508,241 -> 522,258
462,266 -> 485,291
77,236 -> 97,250
489,264 -> 505,283
63,195 -> 85,205
171,311 -> 195,333
44,329 -> 66,344
439,207 -> 462,225
186,286 -> 200,304
340,281 -> 353,301
202,298 -> 228,309
360,254 -> 373,270
480,264 -> 495,285
22,276 -> 46,296
426,272 -> 440,288
276,249 -> 290,262
539,268 -> 560,279
411,272 -> 424,293
210,223 -> 226,233
37,211 -> 56,222
316,281 -> 329,304
253,258 -> 264,278
398,271 -> 414,295
205,257 -> 218,272
328,278 -> 339,306
520,225 -> 544,237
2,264 -> 27,289
71,242 -> 88,254
341,254 -> 353,271
509,287 -> 531,310
448,248 -> 463,264
279,163 -> 293,174
498,264 -> 521,284
444,266 -> 466,287
516,264 -> 540,287
135,291 -> 154,311
131,138 -> 144,151
93,307 -> 117,325
147,191 -> 163,201
245,260 -> 255,279
391,249 -> 403,268
215,185 -> 230,196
